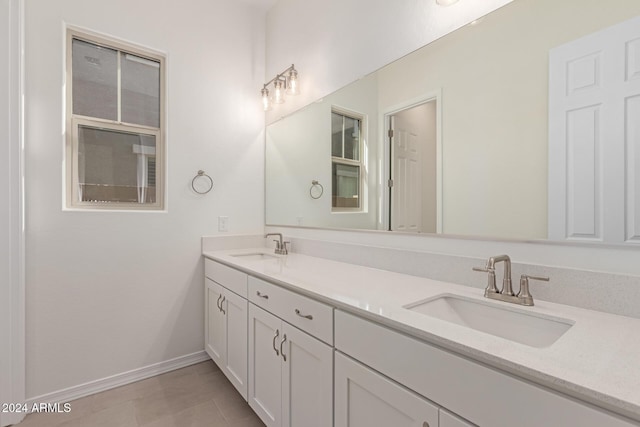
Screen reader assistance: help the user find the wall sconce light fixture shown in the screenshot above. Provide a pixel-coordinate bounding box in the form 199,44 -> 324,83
261,64 -> 299,111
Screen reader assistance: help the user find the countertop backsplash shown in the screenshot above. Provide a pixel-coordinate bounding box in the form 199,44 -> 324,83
202,234 -> 640,319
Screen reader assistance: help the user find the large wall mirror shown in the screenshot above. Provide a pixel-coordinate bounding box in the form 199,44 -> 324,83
266,0 -> 640,244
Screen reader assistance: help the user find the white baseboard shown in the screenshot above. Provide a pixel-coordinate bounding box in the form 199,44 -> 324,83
25,351 -> 210,406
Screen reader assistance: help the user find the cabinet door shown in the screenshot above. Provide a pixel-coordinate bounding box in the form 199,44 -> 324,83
440,410 -> 476,427
223,289 -> 248,400
205,279 -> 226,367
281,323 -> 333,427
335,352 -> 439,427
248,303 -> 282,427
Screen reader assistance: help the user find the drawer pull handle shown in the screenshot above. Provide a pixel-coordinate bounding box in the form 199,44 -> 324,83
220,296 -> 226,315
280,334 -> 287,362
272,329 -> 280,356
257,291 -> 269,299
295,309 -> 313,320
216,294 -> 222,311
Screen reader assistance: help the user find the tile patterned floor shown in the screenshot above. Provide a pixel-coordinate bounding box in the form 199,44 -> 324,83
15,361 -> 265,427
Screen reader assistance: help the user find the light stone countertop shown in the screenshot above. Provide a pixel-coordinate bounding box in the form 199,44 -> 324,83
203,248 -> 640,423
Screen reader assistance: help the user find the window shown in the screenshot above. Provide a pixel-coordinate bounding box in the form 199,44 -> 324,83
331,109 -> 363,210
65,29 -> 165,209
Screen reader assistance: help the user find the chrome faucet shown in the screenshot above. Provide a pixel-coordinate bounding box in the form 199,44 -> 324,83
265,233 -> 289,255
473,255 -> 549,306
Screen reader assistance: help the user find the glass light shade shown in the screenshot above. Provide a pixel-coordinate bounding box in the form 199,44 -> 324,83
436,0 -> 459,5
286,69 -> 299,95
273,80 -> 285,104
261,87 -> 271,111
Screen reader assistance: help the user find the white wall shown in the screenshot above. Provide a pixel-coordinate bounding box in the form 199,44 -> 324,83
265,0 -> 512,122
24,0 -> 265,398
1,0 -> 24,425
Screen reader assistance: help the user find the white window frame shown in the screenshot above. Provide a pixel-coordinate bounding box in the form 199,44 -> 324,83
65,27 -> 166,210
331,106 -> 365,213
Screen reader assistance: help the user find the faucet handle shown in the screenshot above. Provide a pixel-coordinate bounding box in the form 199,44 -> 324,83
272,239 -> 281,250
472,265 -> 498,294
282,241 -> 290,254
518,274 -> 549,306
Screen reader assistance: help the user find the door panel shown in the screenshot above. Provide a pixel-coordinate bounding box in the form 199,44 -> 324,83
248,304 -> 282,427
224,289 -> 248,400
334,352 -> 438,427
205,279 -> 225,367
282,324 -> 333,427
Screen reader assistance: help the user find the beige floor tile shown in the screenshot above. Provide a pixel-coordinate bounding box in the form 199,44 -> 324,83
90,376 -> 163,412
139,399 -> 227,427
16,360 -> 265,427
132,379 -> 216,425
215,398 -> 256,423
16,394 -> 94,427
56,401 -> 137,427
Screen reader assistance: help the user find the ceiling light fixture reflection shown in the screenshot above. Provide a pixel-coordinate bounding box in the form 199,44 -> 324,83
261,64 -> 299,112
436,0 -> 459,6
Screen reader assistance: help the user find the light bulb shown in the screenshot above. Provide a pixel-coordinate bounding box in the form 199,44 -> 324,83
273,80 -> 285,104
261,87 -> 271,111
286,69 -> 299,96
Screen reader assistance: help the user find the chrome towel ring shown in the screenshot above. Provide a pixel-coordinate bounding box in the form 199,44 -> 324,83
192,170 -> 213,194
310,180 -> 324,199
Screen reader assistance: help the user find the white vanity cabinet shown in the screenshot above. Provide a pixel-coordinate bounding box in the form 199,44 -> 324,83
247,277 -> 333,427
335,352 -> 439,427
204,260 -> 248,400
335,310 -> 637,427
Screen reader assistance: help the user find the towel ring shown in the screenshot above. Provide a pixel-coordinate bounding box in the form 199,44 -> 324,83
192,170 -> 213,194
309,180 -> 324,199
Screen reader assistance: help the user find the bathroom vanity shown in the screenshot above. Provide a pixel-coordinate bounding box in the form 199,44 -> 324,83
202,247 -> 640,427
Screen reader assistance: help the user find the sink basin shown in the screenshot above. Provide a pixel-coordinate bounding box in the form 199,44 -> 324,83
230,253 -> 279,261
404,294 -> 574,348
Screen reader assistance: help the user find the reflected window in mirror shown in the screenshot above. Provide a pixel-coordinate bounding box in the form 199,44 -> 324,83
331,109 -> 364,211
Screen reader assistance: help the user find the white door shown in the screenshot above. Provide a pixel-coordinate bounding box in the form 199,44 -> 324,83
549,14 -> 640,244
248,304 -> 283,427
334,352 -> 439,427
205,279 -> 226,367
281,323 -> 333,427
391,115 -> 422,232
222,289 -> 248,400
389,100 -> 439,233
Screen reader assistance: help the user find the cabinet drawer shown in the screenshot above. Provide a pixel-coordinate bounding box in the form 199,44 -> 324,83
335,310 -> 636,427
205,259 -> 248,298
249,276 -> 333,345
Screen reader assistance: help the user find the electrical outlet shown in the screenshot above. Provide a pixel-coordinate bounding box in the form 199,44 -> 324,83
218,216 -> 229,232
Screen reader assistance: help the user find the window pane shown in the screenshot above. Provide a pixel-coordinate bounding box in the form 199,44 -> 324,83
343,116 -> 360,161
331,113 -> 343,157
121,52 -> 161,127
332,163 -> 360,208
77,125 -> 157,204
72,39 -> 118,120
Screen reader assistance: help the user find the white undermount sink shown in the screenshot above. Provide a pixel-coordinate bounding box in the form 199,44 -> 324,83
230,252 -> 279,261
404,294 -> 574,348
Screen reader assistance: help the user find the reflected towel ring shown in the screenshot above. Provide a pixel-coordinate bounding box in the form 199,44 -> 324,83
310,180 -> 324,199
192,170 -> 213,194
